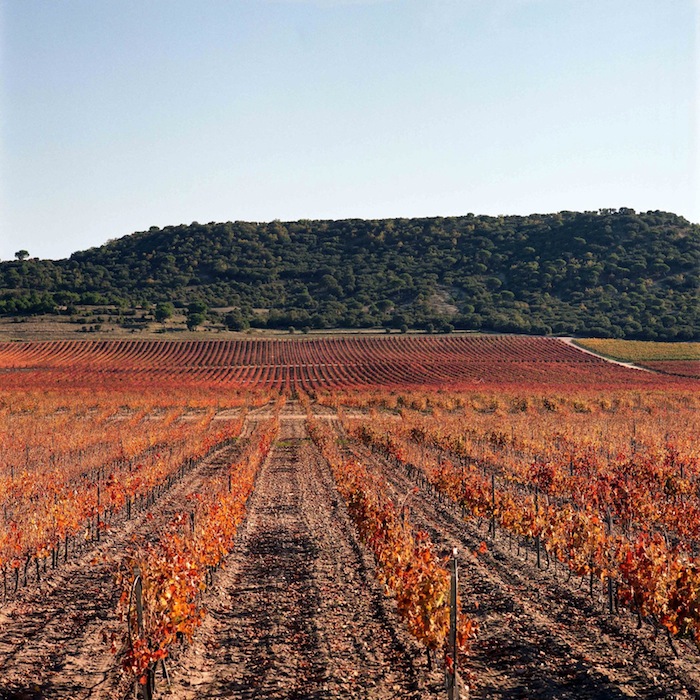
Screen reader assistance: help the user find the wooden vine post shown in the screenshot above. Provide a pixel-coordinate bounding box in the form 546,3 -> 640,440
489,473 -> 496,539
447,547 -> 460,700
606,509 -> 614,614
133,568 -> 154,700
534,485 -> 541,569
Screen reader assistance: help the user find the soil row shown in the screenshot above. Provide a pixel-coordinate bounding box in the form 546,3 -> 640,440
0,407 -> 445,700
164,411 -> 443,699
340,419 -> 700,699
0,431 -> 247,699
7,404 -> 698,699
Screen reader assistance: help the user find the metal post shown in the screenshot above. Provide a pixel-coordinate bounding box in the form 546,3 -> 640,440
606,510 -> 614,614
134,569 -> 144,634
490,473 -> 496,538
133,569 -> 153,700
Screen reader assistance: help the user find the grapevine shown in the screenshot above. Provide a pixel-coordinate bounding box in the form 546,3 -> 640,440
115,415 -> 279,695
344,396 -> 700,651
306,415 -> 475,671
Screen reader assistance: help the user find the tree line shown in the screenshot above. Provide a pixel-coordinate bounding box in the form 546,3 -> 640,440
1,208 -> 697,340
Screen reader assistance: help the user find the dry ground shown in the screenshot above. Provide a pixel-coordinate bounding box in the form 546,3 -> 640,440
342,421 -> 700,700
2,405 -> 700,699
165,410 -> 440,699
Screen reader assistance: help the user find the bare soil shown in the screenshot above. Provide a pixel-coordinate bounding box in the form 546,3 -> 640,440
0,314 -> 453,343
164,411 -> 442,699
3,406 -> 700,699
0,436 -> 246,699
340,420 -> 700,700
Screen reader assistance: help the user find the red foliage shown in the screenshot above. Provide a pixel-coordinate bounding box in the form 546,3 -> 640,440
0,336 -> 693,392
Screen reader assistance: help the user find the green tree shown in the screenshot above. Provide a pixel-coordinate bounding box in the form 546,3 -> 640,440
186,312 -> 206,330
154,302 -> 174,323
187,301 -> 207,315
224,309 -> 249,331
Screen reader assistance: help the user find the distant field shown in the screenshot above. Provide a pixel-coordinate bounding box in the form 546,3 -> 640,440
0,335 -> 694,392
574,338 -> 700,362
573,339 -> 700,379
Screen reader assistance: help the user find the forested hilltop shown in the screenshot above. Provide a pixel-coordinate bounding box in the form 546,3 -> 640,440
3,209 -> 698,340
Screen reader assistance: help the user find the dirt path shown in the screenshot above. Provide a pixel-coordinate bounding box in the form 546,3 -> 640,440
340,422 -> 700,700
560,338 -> 653,372
166,414 -> 442,699
0,436 -> 245,700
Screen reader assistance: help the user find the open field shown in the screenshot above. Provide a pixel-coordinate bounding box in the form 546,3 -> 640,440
574,339 -> 700,379
0,335 -> 696,392
0,336 -> 698,699
573,339 -> 700,362
0,312 -> 391,343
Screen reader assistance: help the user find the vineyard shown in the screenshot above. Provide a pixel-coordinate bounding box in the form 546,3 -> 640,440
0,335 -> 696,391
0,335 -> 699,699
574,339 -> 700,379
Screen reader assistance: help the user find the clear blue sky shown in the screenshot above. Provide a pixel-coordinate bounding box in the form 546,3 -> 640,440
1,0 -> 697,261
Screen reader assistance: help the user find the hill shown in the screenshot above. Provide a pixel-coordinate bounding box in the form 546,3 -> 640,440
2,208 -> 698,340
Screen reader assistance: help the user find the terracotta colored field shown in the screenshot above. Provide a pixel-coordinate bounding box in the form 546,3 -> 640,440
637,360 -> 700,379
0,335 -> 692,391
2,380 -> 699,698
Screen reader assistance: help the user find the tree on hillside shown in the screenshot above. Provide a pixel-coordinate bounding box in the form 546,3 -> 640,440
186,312 -> 206,330
224,308 -> 249,331
0,210 -> 697,340
187,301 -> 207,315
154,302 -> 174,323
185,301 -> 208,330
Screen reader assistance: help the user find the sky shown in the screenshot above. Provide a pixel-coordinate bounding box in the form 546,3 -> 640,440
1,0 -> 698,261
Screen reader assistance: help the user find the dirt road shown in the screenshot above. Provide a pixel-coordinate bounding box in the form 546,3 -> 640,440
165,412 -> 441,699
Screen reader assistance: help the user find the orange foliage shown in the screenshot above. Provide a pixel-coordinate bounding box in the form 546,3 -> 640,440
307,416 -> 475,662
343,387 -> 700,648
116,416 -> 279,682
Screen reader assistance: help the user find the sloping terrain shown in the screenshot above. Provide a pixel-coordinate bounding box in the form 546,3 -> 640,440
0,335 -> 693,392
1,210 -> 698,340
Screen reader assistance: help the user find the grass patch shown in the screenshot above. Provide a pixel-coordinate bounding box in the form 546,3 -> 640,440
275,438 -> 309,446
574,339 -> 700,362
